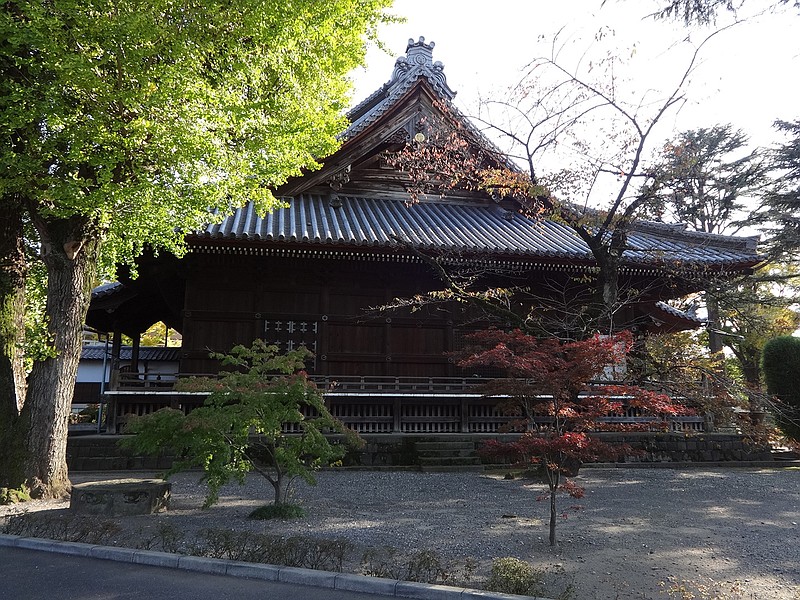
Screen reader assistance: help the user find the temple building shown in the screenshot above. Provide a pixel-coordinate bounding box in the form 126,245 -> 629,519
84,37 -> 760,434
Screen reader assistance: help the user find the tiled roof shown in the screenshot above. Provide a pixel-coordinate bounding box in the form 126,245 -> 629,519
80,346 -> 180,362
91,281 -> 123,298
193,194 -> 759,269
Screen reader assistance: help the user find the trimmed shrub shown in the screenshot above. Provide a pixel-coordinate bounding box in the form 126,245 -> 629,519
762,336 -> 800,441
485,557 -> 543,595
249,503 -> 306,520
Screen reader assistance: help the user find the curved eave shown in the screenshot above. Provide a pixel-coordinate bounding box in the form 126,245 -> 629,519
191,194 -> 761,275
185,237 -> 759,280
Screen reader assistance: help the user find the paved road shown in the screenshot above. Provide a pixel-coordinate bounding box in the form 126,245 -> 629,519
1,546 -> 396,600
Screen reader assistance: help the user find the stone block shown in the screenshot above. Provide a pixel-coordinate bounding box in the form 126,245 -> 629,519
395,580 -> 466,599
90,545 -> 136,562
178,555 -> 228,575
133,549 -> 180,568
70,479 -> 170,516
334,573 -> 397,595
226,562 -> 281,581
278,566 -> 337,587
17,538 -> 92,556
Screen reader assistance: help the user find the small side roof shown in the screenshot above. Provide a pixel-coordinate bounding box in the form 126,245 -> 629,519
81,346 -> 180,362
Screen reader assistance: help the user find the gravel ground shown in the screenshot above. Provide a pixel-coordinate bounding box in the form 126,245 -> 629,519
3,467 -> 799,599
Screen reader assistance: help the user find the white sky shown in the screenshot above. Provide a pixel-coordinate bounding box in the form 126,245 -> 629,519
350,0 -> 799,155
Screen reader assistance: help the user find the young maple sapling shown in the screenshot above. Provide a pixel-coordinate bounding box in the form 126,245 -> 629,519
122,340 -> 362,515
458,329 -> 688,546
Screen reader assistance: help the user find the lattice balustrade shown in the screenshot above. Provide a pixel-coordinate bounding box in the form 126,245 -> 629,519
400,403 -> 461,433
330,402 -> 394,433
99,377 -> 708,434
468,402 -> 519,433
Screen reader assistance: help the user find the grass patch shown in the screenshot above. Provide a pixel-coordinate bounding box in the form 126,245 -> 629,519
248,503 -> 306,520
0,486 -> 31,505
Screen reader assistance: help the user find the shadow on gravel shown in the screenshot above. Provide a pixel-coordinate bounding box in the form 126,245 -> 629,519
569,468 -> 799,598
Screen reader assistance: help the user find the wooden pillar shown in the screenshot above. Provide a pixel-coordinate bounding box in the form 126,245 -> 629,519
460,396 -> 469,433
107,330 -> 123,433
110,330 -> 122,390
445,318 -> 455,376
393,396 -> 402,433
319,283 -> 330,376
130,335 -> 140,377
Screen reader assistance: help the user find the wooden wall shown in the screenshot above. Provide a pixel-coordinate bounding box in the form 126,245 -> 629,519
178,253 -> 466,377
177,251 -> 676,378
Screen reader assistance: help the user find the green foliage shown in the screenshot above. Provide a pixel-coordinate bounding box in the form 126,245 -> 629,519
762,335 -> 800,441
662,577 -> 754,599
0,0 -> 391,499
21,260 -> 55,370
122,340 -> 363,508
647,124 -> 766,236
755,120 -> 800,265
249,503 -> 306,520
2,511 -> 119,543
485,557 -> 544,596
195,528 -> 353,572
0,485 -> 31,504
360,547 -> 474,586
1,0 -> 393,274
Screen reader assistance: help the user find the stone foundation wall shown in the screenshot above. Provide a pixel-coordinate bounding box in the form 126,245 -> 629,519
67,436 -> 177,472
67,432 -> 774,472
593,432 -> 773,463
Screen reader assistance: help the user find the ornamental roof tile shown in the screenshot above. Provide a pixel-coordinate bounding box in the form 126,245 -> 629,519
654,301 -> 705,324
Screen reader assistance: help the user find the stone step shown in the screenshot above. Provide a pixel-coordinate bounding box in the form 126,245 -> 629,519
414,441 -> 476,452
417,448 -> 476,458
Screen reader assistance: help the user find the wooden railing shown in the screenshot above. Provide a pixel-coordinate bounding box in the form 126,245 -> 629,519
101,372 -> 707,434
112,372 -> 492,393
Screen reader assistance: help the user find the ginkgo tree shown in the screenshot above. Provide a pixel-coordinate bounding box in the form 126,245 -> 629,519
0,0 -> 392,500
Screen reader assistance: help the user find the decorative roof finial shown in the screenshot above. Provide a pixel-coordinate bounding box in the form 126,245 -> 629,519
342,36 -> 457,139
405,36 -> 435,65
386,35 -> 455,100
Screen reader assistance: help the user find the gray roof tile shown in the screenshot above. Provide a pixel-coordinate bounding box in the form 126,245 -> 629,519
194,195 -> 759,268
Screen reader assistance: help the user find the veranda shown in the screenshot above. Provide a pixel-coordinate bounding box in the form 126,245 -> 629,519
100,370 -> 706,435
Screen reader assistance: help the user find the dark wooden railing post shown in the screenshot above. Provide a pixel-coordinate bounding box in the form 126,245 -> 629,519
393,395 -> 402,432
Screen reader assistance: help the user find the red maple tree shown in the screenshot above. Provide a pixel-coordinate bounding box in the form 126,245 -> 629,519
457,329 -> 689,546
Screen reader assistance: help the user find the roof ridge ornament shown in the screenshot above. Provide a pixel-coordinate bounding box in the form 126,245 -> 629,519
387,36 -> 456,100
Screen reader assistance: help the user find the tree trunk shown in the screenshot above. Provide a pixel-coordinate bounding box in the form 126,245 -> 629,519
270,471 -> 288,505
705,294 -> 724,356
18,214 -> 100,499
0,198 -> 28,489
548,471 -> 559,547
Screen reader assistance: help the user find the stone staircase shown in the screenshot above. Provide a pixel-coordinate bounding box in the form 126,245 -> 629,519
414,438 -> 484,472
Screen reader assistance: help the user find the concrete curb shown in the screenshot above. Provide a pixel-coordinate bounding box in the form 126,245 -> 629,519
0,534 -> 547,600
